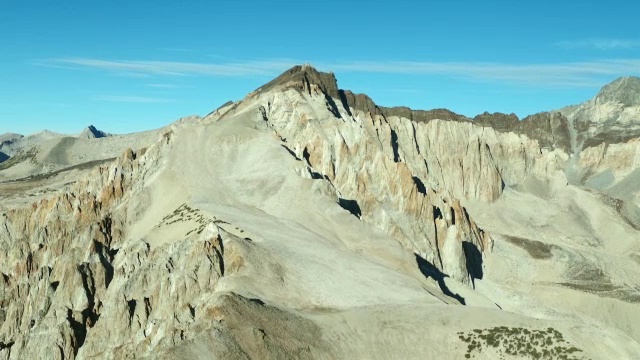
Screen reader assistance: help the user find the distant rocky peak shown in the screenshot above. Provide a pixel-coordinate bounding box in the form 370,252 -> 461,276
595,76 -> 640,107
257,64 -> 340,98
79,125 -> 108,139
0,132 -> 24,145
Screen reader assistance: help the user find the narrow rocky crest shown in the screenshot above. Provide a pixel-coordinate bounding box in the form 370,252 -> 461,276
259,65 -> 574,152
78,125 -> 109,139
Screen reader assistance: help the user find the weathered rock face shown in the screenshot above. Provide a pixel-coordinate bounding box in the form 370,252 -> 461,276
0,131 -> 266,359
238,79 -> 496,282
231,67 -> 573,283
473,112 -> 572,152
0,136 -> 166,358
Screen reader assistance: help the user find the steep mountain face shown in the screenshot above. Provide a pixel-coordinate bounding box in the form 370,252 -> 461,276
556,76 -> 640,206
1,66 -> 640,359
560,76 -> 640,151
595,76 -> 640,107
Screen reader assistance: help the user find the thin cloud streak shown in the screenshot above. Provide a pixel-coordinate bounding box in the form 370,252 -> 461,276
555,38 -> 640,50
95,95 -> 173,103
40,57 -> 640,88
322,59 -> 640,87
45,58 -> 297,76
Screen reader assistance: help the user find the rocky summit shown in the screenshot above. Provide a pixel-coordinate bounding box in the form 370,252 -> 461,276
1,65 -> 640,359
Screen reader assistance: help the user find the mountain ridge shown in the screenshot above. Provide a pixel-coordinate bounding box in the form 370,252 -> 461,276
250,65 -> 576,151
262,65 -> 640,153
1,66 -> 638,183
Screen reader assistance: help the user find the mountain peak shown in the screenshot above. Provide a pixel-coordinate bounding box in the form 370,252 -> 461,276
595,76 -> 640,107
79,125 -> 108,139
257,64 -> 340,98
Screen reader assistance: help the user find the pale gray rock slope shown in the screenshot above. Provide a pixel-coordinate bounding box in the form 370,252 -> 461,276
1,65 -> 640,359
0,119 -> 199,183
0,133 -> 23,145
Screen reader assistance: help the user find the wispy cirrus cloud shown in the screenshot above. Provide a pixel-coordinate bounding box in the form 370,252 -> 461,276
554,38 -> 640,50
37,57 -> 640,88
323,59 -> 640,87
41,58 -> 296,76
94,95 -> 173,103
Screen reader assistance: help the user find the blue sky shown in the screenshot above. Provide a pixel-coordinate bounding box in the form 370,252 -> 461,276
1,0 -> 639,135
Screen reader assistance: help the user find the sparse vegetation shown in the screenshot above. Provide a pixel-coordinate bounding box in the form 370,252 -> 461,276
503,236 -> 556,259
561,259 -> 640,304
457,326 -> 587,359
159,203 -> 210,235
159,203 -> 248,238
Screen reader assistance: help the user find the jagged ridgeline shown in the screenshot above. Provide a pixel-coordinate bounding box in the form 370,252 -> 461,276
1,65 -> 640,359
